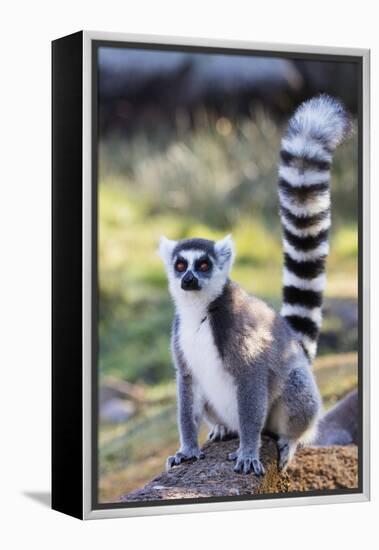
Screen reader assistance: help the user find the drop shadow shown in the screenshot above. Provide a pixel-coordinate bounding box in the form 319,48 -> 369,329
23,491 -> 51,508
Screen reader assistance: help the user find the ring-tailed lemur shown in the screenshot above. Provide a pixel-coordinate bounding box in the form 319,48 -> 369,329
159,95 -> 351,475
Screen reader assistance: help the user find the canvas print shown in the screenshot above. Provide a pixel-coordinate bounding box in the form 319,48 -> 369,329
95,44 -> 360,506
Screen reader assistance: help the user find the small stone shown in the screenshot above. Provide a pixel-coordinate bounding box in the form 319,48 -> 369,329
100,398 -> 135,424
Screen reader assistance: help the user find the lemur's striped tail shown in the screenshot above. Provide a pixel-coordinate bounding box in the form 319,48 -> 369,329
279,95 -> 351,361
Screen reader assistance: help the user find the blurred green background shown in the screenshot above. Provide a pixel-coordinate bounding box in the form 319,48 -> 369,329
97,48 -> 359,502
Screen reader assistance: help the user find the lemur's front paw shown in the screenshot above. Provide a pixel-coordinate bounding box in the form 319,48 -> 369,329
228,449 -> 265,476
166,448 -> 205,470
207,424 -> 238,442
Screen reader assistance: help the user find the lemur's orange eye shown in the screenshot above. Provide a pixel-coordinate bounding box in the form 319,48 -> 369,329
175,260 -> 187,272
198,261 -> 210,272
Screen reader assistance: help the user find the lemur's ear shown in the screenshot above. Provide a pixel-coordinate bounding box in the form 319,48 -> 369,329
158,236 -> 177,264
215,234 -> 235,270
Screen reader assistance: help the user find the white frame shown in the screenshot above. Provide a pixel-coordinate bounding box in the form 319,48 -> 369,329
82,30 -> 370,519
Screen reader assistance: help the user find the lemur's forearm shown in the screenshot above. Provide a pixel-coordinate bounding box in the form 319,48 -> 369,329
236,373 -> 268,455
166,372 -> 204,469
227,372 -> 268,475
177,372 -> 201,452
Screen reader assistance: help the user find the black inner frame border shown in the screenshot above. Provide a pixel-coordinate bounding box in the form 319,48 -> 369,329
91,38 -> 364,511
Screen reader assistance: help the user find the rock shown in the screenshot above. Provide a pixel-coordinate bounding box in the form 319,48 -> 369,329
120,437 -> 358,502
100,398 -> 136,424
99,49 -> 302,100
121,436 -> 287,501
287,445 -> 358,491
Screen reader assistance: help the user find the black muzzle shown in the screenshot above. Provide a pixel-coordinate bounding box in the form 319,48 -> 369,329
181,271 -> 200,291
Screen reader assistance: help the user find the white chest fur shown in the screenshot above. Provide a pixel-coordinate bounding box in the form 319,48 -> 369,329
178,310 -> 239,432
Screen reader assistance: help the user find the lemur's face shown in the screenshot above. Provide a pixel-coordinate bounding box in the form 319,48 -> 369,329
159,235 -> 235,305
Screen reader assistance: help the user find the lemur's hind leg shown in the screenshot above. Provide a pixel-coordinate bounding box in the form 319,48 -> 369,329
276,436 -> 298,471
267,366 -> 321,471
204,403 -> 238,442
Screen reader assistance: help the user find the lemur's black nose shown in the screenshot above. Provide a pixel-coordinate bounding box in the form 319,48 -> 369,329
181,271 -> 200,291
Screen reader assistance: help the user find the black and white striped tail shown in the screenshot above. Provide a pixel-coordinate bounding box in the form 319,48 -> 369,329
279,95 -> 351,361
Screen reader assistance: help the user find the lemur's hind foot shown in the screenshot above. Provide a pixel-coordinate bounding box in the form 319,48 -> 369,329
207,424 -> 238,442
277,436 -> 298,471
